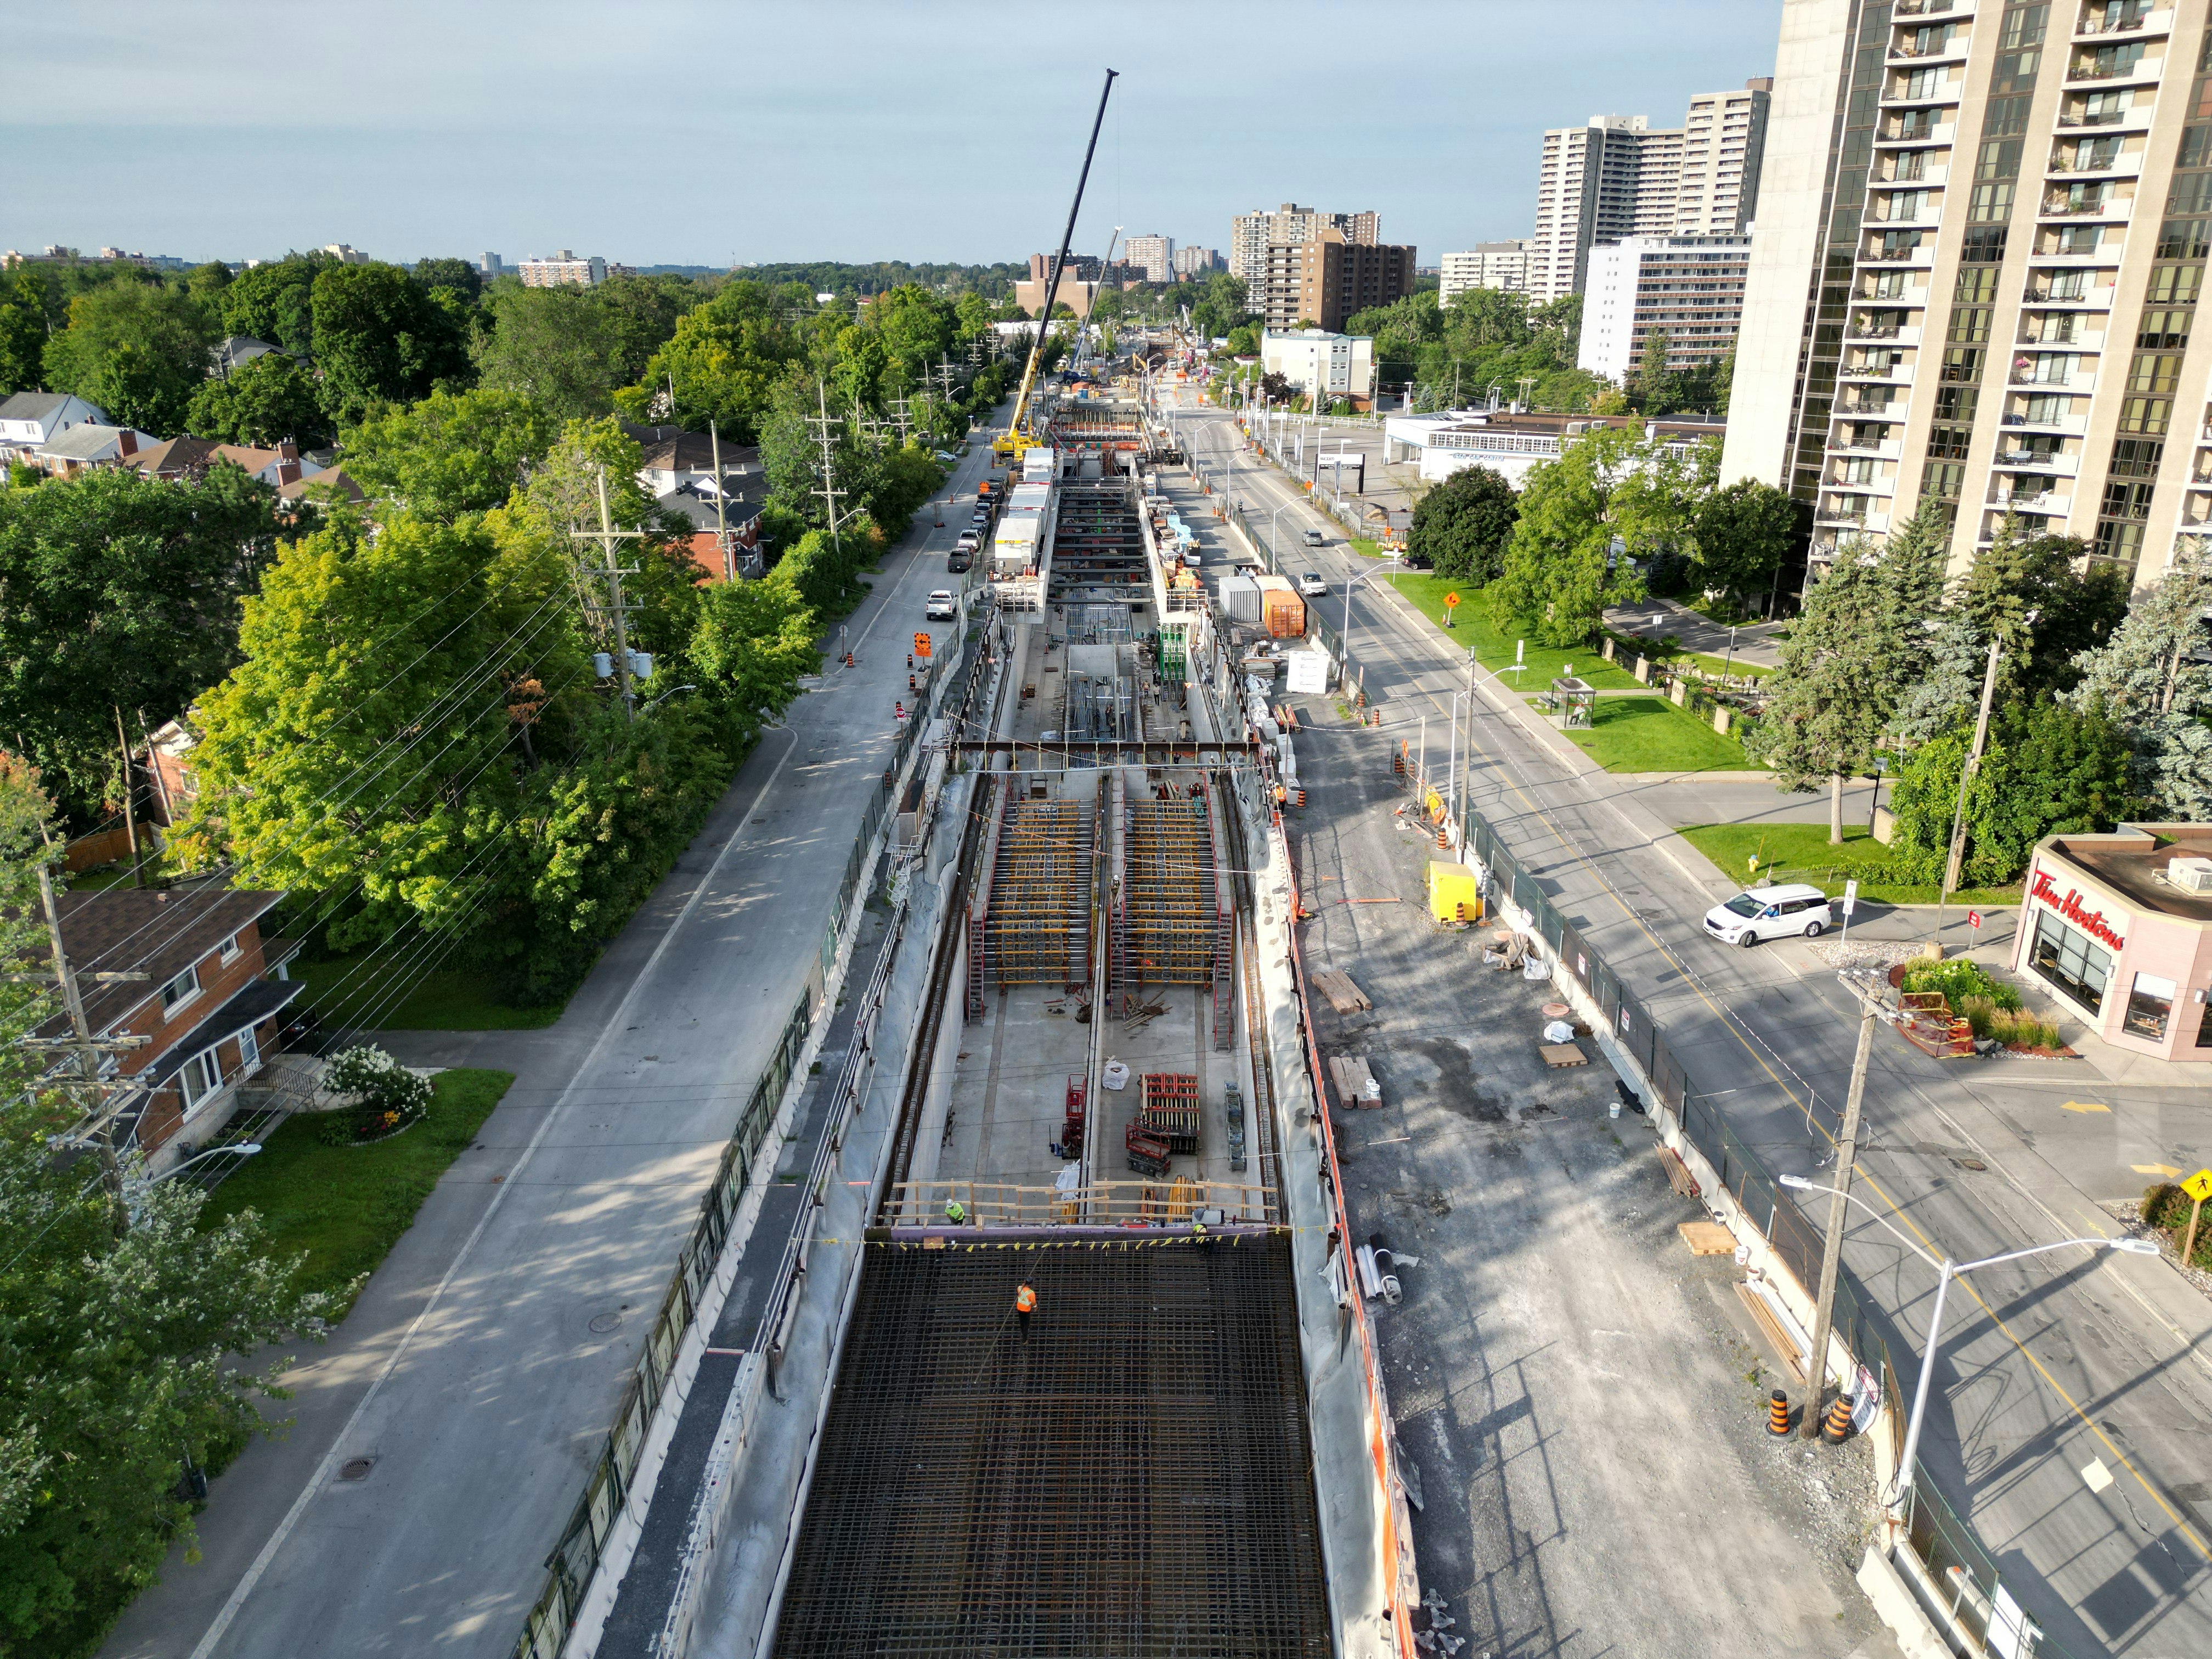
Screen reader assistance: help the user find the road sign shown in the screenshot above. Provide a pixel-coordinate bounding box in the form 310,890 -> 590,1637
1968,909 -> 1982,930
1842,878 -> 1858,916
2183,1168 -> 2212,1203
912,633 -> 933,659
1443,591 -> 1460,609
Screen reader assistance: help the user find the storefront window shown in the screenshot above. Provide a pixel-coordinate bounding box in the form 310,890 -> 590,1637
2197,1000 -> 2212,1048
2125,973 -> 2176,1041
2029,911 -> 2112,1014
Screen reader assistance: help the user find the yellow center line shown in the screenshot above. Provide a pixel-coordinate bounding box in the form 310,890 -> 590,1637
1350,569 -> 2212,1562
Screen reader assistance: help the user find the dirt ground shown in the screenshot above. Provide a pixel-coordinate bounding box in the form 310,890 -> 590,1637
1291,713 -> 1892,1659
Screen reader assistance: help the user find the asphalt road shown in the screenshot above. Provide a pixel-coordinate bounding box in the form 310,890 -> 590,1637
1161,394 -> 2212,1656
100,427 -> 1009,1659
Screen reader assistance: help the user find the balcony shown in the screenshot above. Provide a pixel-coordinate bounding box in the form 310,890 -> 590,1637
1829,434 -> 1903,459
2046,153 -> 2123,174
2068,54 -> 2163,82
1826,472 -> 1887,493
1994,446 -> 2071,469
2024,279 -> 2107,303
1839,357 -> 1912,380
2075,7 -> 2169,39
2021,328 -> 2105,351
1863,244 -> 1933,263
1890,36 -> 1969,62
2040,191 -> 2124,216
2004,407 -> 2087,432
1877,114 -> 1955,143
2056,101 -> 2148,127
1993,489 -> 2071,515
1893,0 -> 1956,14
2010,368 -> 2092,390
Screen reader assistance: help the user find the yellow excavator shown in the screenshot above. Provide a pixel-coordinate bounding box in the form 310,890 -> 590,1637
993,69 -> 1117,463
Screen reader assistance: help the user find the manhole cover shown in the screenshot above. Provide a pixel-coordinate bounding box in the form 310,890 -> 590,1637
338,1457 -> 375,1481
588,1312 -> 622,1334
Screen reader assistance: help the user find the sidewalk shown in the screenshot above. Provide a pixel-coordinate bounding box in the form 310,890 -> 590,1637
1604,595 -> 1786,666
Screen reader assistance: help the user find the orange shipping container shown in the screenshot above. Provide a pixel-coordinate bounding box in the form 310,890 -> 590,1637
1254,574 -> 1306,639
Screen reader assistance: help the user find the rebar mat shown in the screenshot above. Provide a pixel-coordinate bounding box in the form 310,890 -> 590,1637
771,1234 -> 1329,1659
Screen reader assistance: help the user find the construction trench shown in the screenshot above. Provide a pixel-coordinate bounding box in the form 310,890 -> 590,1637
635,406 -> 1410,1659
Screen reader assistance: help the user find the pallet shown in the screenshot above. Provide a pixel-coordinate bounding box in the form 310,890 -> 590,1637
1678,1221 -> 1736,1256
1734,1282 -> 1808,1384
1327,1054 -> 1382,1109
1657,1145 -> 1702,1199
1537,1042 -> 1587,1069
1311,969 -> 1372,1014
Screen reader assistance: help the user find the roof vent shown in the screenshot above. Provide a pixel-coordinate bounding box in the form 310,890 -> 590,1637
2168,855 -> 2212,894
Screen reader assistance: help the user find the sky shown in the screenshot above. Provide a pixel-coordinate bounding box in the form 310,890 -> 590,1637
4,0 -> 1785,272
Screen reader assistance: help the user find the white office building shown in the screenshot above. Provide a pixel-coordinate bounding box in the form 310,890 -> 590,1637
1261,330 -> 1376,408
1577,235 -> 1753,383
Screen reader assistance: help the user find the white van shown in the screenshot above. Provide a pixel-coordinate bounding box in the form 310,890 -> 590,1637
1703,883 -> 1833,947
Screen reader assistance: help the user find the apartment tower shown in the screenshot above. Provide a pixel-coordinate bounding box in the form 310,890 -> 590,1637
1725,0 -> 2210,589
1230,204 -> 1381,303
1440,240 -> 1537,302
1123,234 -> 1175,283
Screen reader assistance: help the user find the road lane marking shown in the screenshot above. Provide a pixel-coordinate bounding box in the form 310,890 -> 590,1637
2133,1162 -> 2183,1177
2060,1100 -> 2112,1114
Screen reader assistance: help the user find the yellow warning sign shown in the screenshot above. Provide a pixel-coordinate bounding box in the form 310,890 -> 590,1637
2182,1169 -> 2212,1204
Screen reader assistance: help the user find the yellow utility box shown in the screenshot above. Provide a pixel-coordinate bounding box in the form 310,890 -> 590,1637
1429,860 -> 1483,924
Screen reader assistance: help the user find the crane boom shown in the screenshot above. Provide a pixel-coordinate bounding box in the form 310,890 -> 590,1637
1002,68 -> 1117,454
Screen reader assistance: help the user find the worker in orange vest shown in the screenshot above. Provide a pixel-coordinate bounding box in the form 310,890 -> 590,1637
1014,1282 -> 1037,1339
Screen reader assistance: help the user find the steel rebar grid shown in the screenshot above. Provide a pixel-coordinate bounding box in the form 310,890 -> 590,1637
770,1234 -> 1329,1659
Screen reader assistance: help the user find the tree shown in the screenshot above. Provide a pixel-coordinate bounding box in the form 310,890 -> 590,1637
691,567 -> 819,733
1887,698 -> 2138,885
185,259 -> 234,313
0,758 -> 339,1658
471,284 -> 626,420
0,272 -> 52,397
341,387 -> 559,522
186,351 -> 330,448
409,257 -> 483,304
0,465 -> 294,812
218,253 -> 328,355
1189,271 -> 1256,341
1953,520 -> 2125,698
1486,424 -> 1648,645
613,280 -> 800,442
1749,538 -> 1923,840
1689,478 -> 1798,605
40,281 -> 215,434
1629,328 -> 1682,415
1408,465 -> 1517,583
2066,550 -> 2212,817
311,262 -> 471,427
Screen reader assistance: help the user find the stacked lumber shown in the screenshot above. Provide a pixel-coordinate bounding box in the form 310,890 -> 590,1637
1328,1054 -> 1383,1108
1311,969 -> 1372,1013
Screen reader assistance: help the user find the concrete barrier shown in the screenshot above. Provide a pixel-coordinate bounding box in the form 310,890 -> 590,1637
1857,1543 -> 1960,1659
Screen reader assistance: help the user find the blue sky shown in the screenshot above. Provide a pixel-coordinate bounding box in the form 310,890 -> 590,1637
5,0 -> 1783,270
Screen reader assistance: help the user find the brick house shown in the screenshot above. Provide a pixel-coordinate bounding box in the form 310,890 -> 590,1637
42,885 -> 302,1166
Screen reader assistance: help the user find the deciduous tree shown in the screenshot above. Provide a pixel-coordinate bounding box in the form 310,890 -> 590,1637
1408,465 -> 1517,584
1485,424 -> 1648,646
613,280 -> 799,442
311,263 -> 471,427
187,351 -> 329,448
1689,478 -> 1798,604
341,387 -> 558,521
40,281 -> 215,434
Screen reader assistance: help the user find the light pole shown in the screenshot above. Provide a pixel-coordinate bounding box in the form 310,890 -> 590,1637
147,1143 -> 262,1182
1339,555 -> 1406,678
1721,623 -> 1739,685
1778,1175 -> 2155,1501
1266,504 -> 1292,573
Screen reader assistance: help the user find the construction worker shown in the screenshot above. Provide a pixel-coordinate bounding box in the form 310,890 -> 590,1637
944,1198 -> 967,1226
1015,1281 -> 1036,1339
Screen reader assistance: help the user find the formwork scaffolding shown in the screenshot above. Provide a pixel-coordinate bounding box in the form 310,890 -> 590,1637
1049,483 -> 1148,597
1063,674 -> 1136,744
1109,772 -> 1221,994
1064,603 -> 1135,645
770,1234 -> 1331,1659
968,783 -> 1093,1003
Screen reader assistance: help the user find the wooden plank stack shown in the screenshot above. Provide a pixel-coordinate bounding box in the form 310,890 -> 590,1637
1327,1055 -> 1383,1109
1311,969 -> 1372,1014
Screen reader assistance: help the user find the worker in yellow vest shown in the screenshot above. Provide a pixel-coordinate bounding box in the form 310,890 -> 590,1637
1015,1282 -> 1037,1339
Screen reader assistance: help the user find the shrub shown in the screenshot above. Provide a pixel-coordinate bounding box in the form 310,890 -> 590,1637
2143,1181 -> 2190,1230
1957,995 -> 1997,1040
317,1045 -> 433,1144
1900,957 -> 2023,1012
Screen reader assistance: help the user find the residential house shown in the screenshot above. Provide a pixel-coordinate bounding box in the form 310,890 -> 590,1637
119,437 -> 323,488
0,390 -> 109,461
40,884 -> 301,1169
621,425 -> 765,580
32,423 -> 161,477
210,335 -> 291,377
278,466 -> 364,506
656,484 -> 764,580
139,719 -> 200,827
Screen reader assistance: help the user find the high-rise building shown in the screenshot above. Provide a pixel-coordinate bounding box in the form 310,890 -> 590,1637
1576,235 -> 1753,383
1173,246 -> 1224,278
1440,240 -> 1537,303
1725,0 -> 2208,590
1530,83 -> 1773,301
1230,204 -> 1381,302
481,253 -> 505,278
1123,234 -> 1175,282
1256,229 -> 1417,332
520,251 -> 609,287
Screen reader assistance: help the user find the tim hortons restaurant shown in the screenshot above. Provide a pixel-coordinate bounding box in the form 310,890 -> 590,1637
2010,825 -> 2212,1063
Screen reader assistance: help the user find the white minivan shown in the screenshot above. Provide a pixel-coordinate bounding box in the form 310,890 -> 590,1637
1703,883 -> 1833,947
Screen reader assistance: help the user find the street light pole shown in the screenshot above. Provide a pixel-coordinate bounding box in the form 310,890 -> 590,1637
1778,1175 -> 2154,1501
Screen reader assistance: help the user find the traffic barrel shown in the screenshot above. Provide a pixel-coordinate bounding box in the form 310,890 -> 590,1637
1821,1395 -> 1853,1443
1767,1390 -> 1791,1436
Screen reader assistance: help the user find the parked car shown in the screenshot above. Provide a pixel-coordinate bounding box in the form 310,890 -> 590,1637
924,590 -> 959,620
955,531 -> 980,552
1702,883 -> 1833,947
947,552 -> 972,573
1297,571 -> 1328,598
1301,527 -> 1325,547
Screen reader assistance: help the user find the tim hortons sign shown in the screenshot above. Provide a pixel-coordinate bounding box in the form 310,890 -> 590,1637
2029,868 -> 2126,951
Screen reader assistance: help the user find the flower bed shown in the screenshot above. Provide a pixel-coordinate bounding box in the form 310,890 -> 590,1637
313,1045 -> 435,1147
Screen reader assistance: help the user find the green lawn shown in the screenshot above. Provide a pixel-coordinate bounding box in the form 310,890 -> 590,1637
1599,628 -> 1772,682
1677,822 -> 2023,907
290,951 -> 567,1031
1534,696 -> 1761,773
201,1068 -> 515,1315
1387,575 -> 1642,689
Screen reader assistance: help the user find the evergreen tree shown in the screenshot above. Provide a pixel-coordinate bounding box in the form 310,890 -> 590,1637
2066,550 -> 2212,816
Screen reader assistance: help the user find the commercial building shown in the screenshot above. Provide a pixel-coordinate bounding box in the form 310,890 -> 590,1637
2010,825 -> 2212,1064
1173,245 -> 1224,277
321,243 -> 370,265
1383,409 -> 1725,484
1577,235 -> 1753,382
1255,229 -> 1417,332
1261,329 -> 1376,408
1440,240 -> 1537,303
520,250 -> 608,287
1530,82 -> 1772,301
1724,1 -> 2212,591
480,252 -> 505,277
1123,234 -> 1174,282
1013,278 -> 1104,319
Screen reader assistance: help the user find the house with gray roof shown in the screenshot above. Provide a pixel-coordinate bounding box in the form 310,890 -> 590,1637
0,390 -> 109,460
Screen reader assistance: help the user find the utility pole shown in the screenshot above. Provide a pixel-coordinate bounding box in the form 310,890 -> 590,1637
33,864 -> 149,1222
1934,634 -> 2004,945
1801,982 -> 1879,1437
709,420 -> 732,582
114,708 -> 144,888
808,379 -> 850,560
570,467 -> 644,722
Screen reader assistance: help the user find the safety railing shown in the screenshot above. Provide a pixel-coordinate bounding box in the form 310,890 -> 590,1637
881,1178 -> 1277,1226
1447,782 -> 2085,1659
